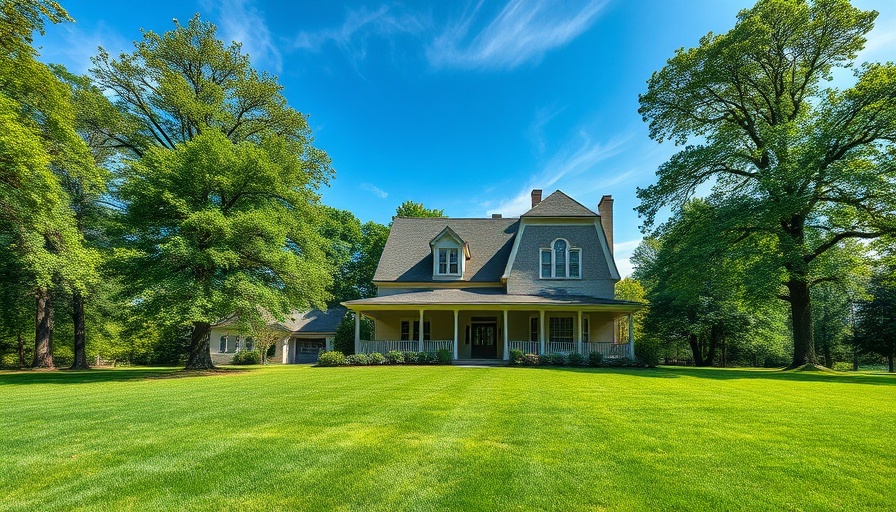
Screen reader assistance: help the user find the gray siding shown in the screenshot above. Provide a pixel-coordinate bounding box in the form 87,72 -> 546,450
507,224 -> 615,298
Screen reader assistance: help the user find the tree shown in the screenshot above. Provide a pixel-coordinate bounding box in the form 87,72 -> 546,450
635,200 -> 781,366
333,312 -> 374,355
394,201 -> 444,218
95,16 -> 333,369
1,0 -> 99,368
637,0 -> 896,368
852,266 -> 896,372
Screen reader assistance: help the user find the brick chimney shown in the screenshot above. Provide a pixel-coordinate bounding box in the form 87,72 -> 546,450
531,189 -> 543,208
598,195 -> 614,255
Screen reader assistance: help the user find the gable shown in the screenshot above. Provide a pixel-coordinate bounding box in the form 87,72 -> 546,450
521,190 -> 598,218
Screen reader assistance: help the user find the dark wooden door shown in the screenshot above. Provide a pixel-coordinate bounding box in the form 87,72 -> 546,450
471,323 -> 497,358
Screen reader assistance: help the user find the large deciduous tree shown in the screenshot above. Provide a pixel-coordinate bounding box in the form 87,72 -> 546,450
852,264 -> 896,372
94,16 -> 333,369
637,0 -> 896,368
1,0 -> 100,368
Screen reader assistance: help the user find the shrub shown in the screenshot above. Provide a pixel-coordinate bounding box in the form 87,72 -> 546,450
832,361 -> 853,371
603,357 -> 639,368
509,349 -> 524,365
231,350 -> 260,365
367,352 -> 386,365
386,350 -> 405,364
588,351 -> 603,367
345,354 -> 369,366
317,351 -> 346,367
417,351 -> 433,364
635,338 -> 661,368
521,353 -> 539,366
567,352 -> 585,367
436,349 -> 453,364
541,353 -> 566,366
403,351 -> 419,364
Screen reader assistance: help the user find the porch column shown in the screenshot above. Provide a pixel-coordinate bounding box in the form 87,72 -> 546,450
282,338 -> 289,364
628,314 -> 635,359
539,310 -> 545,355
354,312 -> 361,354
418,309 -> 425,352
577,310 -> 583,355
453,309 -> 459,360
502,309 -> 509,361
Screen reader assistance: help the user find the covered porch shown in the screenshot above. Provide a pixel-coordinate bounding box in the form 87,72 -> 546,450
343,290 -> 641,361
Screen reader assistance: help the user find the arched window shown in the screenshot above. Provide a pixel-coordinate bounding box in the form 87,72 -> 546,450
540,239 -> 581,279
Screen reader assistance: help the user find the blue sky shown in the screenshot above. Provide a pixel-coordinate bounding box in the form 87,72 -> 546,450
37,0 -> 896,276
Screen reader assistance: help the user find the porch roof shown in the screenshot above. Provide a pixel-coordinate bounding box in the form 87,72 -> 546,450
342,289 -> 642,312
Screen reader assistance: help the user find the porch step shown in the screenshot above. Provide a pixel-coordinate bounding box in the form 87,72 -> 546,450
454,359 -> 507,367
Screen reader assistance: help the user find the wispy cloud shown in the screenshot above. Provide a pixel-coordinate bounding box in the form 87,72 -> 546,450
527,105 -> 564,155
427,0 -> 608,70
293,5 -> 428,61
613,239 -> 641,278
484,129 -> 629,217
360,182 -> 389,198
38,21 -> 130,75
202,0 -> 282,73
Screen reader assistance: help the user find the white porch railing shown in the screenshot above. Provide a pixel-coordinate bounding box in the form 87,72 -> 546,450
509,341 -> 540,354
546,342 -> 577,354
582,342 -> 632,358
360,340 -> 453,354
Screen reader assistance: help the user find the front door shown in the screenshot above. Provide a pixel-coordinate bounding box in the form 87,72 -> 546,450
471,323 -> 498,359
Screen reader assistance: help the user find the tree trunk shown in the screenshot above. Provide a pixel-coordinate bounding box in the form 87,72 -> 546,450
687,335 -> 705,366
17,331 -> 25,367
32,288 -> 55,369
721,338 -> 727,368
787,278 -> 817,368
185,321 -> 214,369
70,290 -> 90,369
705,328 -> 718,367
888,354 -> 894,373
823,342 -> 832,369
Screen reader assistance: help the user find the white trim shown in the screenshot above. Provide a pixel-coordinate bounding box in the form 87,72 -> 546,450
593,219 -> 620,280
539,238 -> 583,280
501,222 -> 526,280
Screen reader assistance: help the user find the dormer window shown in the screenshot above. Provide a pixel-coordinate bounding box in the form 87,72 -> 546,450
540,238 -> 581,279
438,248 -> 459,275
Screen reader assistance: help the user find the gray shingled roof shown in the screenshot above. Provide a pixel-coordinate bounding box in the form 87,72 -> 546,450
344,288 -> 642,309
375,218 -> 519,282
213,307 -> 346,334
522,190 -> 598,217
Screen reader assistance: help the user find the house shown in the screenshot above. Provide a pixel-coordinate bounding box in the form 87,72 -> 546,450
210,308 -> 346,364
342,189 -> 641,361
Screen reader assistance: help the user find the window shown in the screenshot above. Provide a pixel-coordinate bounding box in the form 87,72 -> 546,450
530,317 -> 539,342
549,317 -> 574,343
437,248 -> 459,274
540,239 -> 581,279
219,336 -> 227,353
582,318 -> 590,342
246,337 -> 254,351
401,320 -> 431,341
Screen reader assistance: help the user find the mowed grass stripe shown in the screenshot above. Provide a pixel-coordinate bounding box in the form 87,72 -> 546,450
0,366 -> 893,511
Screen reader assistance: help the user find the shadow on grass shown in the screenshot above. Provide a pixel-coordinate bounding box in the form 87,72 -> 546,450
0,367 -> 249,385
505,365 -> 896,385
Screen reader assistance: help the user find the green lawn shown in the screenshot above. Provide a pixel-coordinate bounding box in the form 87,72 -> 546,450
1,365 -> 893,511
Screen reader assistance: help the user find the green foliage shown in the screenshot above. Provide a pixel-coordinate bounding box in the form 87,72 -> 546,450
403,351 -> 419,364
567,352 -> 585,367
509,349 -> 524,365
540,353 -> 567,366
367,352 -> 385,365
521,353 -> 539,366
588,351 -> 603,367
852,264 -> 896,372
317,351 -> 346,367
637,0 -> 896,367
635,338 -> 661,368
385,350 -> 404,364
231,350 -> 260,365
436,349 -> 453,364
394,200 -> 444,219
333,312 -> 373,355
832,362 -> 854,372
345,354 -> 368,366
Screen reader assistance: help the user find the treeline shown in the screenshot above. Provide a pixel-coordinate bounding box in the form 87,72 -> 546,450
626,0 -> 896,371
0,2 -> 443,369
